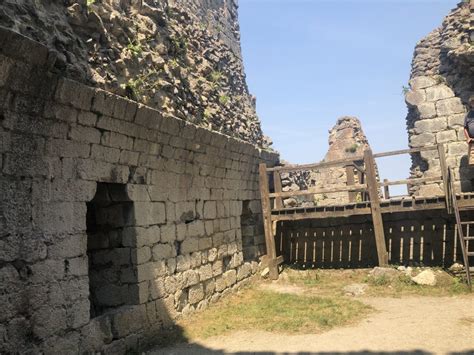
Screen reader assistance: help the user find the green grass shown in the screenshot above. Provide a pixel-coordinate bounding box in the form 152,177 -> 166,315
178,288 -> 371,339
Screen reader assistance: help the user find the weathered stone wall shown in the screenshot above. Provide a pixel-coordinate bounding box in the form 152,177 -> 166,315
281,116 -> 373,207
0,28 -> 278,354
0,0 -> 269,146
405,1 -> 473,194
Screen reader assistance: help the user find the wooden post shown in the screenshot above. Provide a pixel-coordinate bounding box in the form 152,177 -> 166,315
346,165 -> 356,202
383,179 -> 390,200
438,143 -> 451,213
364,149 -> 388,266
259,163 -> 278,279
273,171 -> 283,209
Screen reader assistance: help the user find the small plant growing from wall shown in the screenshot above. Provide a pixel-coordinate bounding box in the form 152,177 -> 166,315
401,85 -> 410,95
345,143 -> 359,153
219,94 -> 230,105
126,38 -> 143,57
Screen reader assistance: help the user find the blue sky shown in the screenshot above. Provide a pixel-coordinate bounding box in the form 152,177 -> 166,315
239,0 -> 459,192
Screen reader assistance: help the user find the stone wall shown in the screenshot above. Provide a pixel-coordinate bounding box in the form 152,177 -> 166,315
405,1 -> 473,194
281,116 -> 373,207
0,27 -> 278,354
0,0 -> 269,146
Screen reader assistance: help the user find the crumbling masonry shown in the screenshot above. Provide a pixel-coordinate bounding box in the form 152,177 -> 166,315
0,27 -> 278,353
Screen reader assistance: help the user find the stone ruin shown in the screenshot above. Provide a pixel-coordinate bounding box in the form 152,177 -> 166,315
405,1 -> 473,194
1,1 -> 473,354
0,1 -> 278,352
281,116 -> 373,207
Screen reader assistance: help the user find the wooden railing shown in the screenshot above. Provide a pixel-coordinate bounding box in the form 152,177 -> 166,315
259,144 -> 449,279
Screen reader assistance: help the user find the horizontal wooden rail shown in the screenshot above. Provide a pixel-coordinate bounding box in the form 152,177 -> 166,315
378,176 -> 442,187
268,184 -> 367,199
266,156 -> 364,173
372,146 -> 437,159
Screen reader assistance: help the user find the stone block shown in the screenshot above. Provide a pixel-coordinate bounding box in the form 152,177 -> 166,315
409,76 -> 436,90
417,102 -> 436,119
44,103 -> 78,123
152,243 -> 175,260
149,278 -> 166,300
187,220 -> 205,238
77,159 -> 130,183
176,254 -> 191,272
436,97 -> 465,116
119,150 -> 139,166
66,298 -> 90,329
182,269 -> 199,287
78,111 -> 98,126
447,141 -> 467,155
198,237 -> 212,250
410,132 -> 435,147
101,131 -> 134,150
127,281 -> 149,304
66,256 -> 88,276
135,105 -> 162,129
215,276 -> 226,292
122,226 -> 160,247
55,78 -> 94,110
181,237 -> 199,254
198,264 -> 213,281
436,130 -> 457,144
91,144 -> 120,163
46,138 -> 90,158
32,306 -> 67,339
131,247 -> 152,265
447,113 -> 465,128
413,117 -> 447,134
160,224 -> 176,243
203,201 -> 217,219
405,90 -> 425,107
188,283 -> 204,304
110,305 -> 146,339
133,202 -> 166,226
237,263 -> 252,281
425,84 -> 454,102
33,202 -> 86,234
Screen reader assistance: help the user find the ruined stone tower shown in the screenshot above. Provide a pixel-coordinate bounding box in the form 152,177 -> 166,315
405,1 -> 473,195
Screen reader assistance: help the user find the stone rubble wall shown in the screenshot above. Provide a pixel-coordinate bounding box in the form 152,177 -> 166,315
0,27 -> 278,354
405,1 -> 473,194
281,117 -> 373,207
0,0 -> 269,146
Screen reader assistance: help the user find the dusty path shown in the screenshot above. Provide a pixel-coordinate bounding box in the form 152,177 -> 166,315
150,296 -> 474,354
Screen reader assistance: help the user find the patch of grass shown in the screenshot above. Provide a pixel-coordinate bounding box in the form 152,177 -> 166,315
178,288 -> 371,339
284,268 -> 471,297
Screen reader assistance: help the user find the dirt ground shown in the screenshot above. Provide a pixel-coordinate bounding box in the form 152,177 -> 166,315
151,296 -> 473,354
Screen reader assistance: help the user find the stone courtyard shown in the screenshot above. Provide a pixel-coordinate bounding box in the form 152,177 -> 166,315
0,0 -> 473,354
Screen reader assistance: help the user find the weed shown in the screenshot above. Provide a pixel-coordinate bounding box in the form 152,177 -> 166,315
86,0 -> 96,7
169,58 -> 179,69
366,275 -> 390,286
345,143 -> 358,153
203,107 -> 212,120
219,94 -> 230,105
170,35 -> 188,56
401,85 -> 410,95
434,75 -> 446,85
210,70 -> 223,83
126,38 -> 142,57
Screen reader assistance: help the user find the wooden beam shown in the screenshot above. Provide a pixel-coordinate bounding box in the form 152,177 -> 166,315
346,165 -> 356,202
364,149 -> 388,266
383,179 -> 390,199
273,171 -> 283,209
372,145 -> 437,159
259,163 -> 278,279
268,184 -> 367,199
438,143 -> 451,213
378,176 -> 442,187
266,156 -> 364,173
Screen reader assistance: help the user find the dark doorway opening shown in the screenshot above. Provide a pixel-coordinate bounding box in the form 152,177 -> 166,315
86,183 -> 134,318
